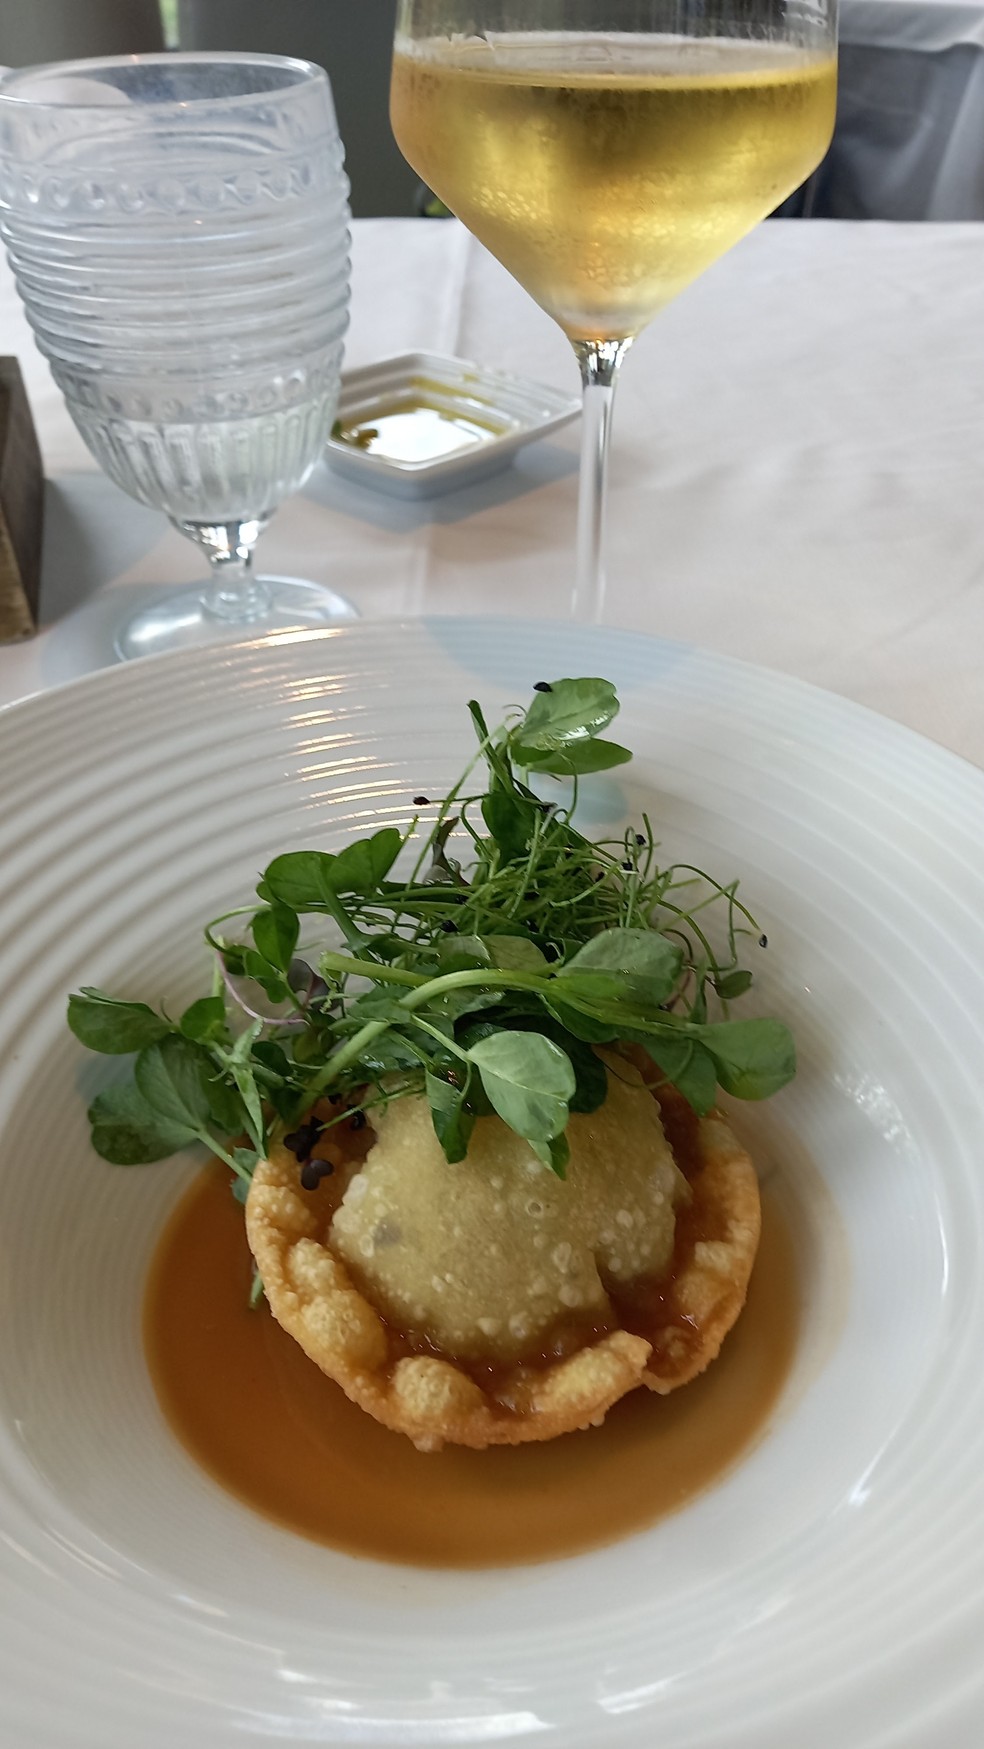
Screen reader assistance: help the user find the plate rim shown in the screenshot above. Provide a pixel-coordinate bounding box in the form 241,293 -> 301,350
2,614 -> 981,797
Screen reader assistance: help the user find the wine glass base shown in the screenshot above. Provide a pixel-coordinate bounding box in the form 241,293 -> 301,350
114,576 -> 359,661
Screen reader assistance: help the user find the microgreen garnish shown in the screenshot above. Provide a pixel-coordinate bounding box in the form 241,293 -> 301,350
68,678 -> 794,1192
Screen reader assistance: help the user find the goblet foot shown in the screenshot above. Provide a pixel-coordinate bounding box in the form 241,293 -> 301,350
114,576 -> 358,662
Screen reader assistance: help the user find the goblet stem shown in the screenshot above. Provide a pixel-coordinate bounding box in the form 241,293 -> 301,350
182,518 -> 273,624
571,338 -> 632,624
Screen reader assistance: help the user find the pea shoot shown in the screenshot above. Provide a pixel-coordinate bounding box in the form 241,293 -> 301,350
68,677 -> 794,1186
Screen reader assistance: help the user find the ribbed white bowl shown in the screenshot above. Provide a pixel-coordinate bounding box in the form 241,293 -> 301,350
0,617 -> 981,1747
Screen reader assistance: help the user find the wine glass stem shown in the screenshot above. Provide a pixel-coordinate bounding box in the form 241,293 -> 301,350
206,550 -> 271,622
180,518 -> 273,622
571,338 -> 631,624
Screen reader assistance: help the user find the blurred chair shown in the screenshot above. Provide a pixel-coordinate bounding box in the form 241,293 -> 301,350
811,0 -> 984,219
0,0 -> 164,64
177,0 -> 422,217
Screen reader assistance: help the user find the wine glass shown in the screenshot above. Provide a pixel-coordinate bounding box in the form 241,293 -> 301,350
0,53 -> 354,660
390,1 -> 837,621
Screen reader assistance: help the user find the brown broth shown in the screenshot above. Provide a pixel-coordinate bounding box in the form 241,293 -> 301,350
143,1166 -> 799,1567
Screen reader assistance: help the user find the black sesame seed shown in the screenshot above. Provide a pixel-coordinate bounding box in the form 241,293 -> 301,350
283,1115 -> 325,1160
635,833 -> 646,847
622,859 -> 634,872
349,1110 -> 367,1131
300,1158 -> 335,1191
759,933 -> 769,949
543,942 -> 561,962
440,918 -> 458,933
413,795 -> 430,806
533,681 -> 553,693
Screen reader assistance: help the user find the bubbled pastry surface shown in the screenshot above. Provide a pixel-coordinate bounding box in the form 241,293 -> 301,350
329,1065 -> 688,1363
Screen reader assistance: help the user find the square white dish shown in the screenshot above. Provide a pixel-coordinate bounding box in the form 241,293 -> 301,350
324,350 -> 580,498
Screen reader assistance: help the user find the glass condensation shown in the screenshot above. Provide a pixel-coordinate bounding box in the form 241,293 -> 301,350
0,55 -> 354,653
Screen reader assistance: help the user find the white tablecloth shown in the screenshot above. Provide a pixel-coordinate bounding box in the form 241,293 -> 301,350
817,0 -> 984,217
2,216 -> 984,769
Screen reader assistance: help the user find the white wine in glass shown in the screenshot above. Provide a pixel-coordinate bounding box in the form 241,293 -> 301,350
391,3 -> 837,619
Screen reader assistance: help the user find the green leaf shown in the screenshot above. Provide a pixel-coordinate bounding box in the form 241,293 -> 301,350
425,1070 -> 475,1164
358,932 -> 407,964
481,784 -> 536,862
224,1021 -> 268,1151
696,1017 -> 796,1100
346,988 -> 415,1025
561,1038 -> 608,1113
73,679 -> 796,1171
459,1009 -> 607,1113
231,1145 -> 260,1180
513,737 -> 632,775
622,1030 -> 691,1084
530,1130 -> 570,1178
542,994 -> 621,1043
432,986 -> 505,1024
629,1035 -> 719,1116
88,1080 -> 198,1165
515,678 -> 619,752
455,1015 -> 501,1053
550,968 -> 638,1006
406,1008 -> 456,1047
559,928 -> 683,1004
179,996 -> 227,1043
354,1033 -> 425,1074
264,1079 -> 305,1123
263,850 -> 337,910
424,814 -> 461,882
329,829 -> 403,896
68,990 -> 171,1056
292,1024 -> 335,1066
467,1030 -> 575,1142
134,1035 -> 215,1134
251,1040 -> 292,1083
435,934 -> 491,973
204,1072 -> 249,1139
483,935 -> 547,972
713,968 -> 754,1001
240,950 -> 290,1005
252,903 -> 300,973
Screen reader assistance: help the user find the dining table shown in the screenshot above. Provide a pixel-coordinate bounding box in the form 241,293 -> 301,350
4,209 -> 984,1749
1,213 -> 983,773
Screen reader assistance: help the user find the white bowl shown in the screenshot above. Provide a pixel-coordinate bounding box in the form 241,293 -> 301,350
1,616 -> 983,1746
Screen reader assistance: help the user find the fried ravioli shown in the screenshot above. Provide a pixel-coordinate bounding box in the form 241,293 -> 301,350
331,1065 -> 685,1363
246,1060 -> 762,1451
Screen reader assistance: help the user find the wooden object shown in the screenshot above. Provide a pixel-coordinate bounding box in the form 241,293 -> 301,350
0,360 -> 44,643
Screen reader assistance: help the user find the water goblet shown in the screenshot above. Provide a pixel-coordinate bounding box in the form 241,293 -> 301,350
390,1 -> 837,621
0,52 -> 354,659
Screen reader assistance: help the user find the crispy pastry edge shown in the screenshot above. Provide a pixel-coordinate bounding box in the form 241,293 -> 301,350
245,1097 -> 761,1451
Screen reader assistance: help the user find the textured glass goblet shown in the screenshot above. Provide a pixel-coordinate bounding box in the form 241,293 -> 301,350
0,53 -> 353,659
